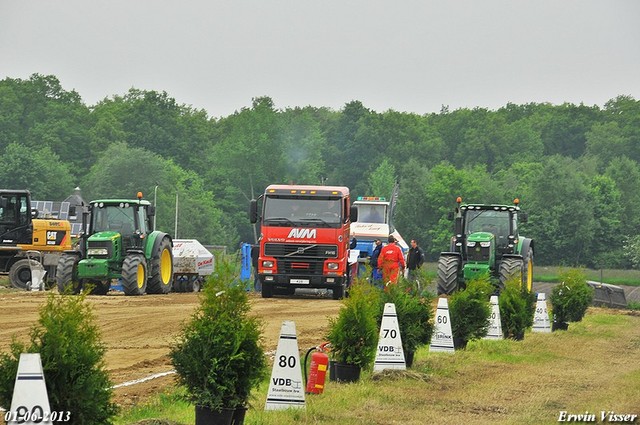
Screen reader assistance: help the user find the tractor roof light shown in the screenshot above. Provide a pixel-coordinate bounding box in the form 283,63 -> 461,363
456,196 -> 462,204
137,192 -> 143,200
514,198 -> 520,206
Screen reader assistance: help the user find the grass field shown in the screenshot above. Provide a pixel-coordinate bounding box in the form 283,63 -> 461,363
116,308 -> 640,425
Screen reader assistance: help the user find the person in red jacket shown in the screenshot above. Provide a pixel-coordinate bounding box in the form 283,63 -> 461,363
379,235 -> 406,286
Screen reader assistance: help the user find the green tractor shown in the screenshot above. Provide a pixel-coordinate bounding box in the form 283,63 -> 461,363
56,192 -> 174,295
436,197 -> 534,295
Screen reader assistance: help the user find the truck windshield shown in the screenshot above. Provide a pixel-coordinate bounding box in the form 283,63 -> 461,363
354,204 -> 386,224
91,204 -> 136,235
263,197 -> 342,228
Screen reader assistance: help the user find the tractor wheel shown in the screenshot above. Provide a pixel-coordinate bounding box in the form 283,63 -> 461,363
332,284 -> 345,300
146,237 -> 173,294
522,251 -> 534,292
56,255 -> 82,294
498,257 -> 524,292
122,254 -> 147,296
436,255 -> 460,295
9,259 -> 40,290
261,282 -> 273,298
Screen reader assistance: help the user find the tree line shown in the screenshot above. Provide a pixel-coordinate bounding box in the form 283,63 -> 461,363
1,74 -> 639,268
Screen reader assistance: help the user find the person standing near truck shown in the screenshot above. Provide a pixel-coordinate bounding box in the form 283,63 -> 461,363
406,239 -> 425,282
379,235 -> 405,286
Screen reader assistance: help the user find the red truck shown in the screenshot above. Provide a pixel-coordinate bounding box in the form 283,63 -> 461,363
249,184 -> 358,299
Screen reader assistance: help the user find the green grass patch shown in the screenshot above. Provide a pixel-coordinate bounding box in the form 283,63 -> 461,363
114,388 -> 193,425
115,310 -> 640,424
628,301 -> 640,310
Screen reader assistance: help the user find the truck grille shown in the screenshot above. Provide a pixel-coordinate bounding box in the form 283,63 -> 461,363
264,243 -> 338,258
281,258 -> 325,274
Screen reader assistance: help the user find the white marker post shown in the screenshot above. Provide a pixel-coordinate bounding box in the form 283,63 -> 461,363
373,303 -> 406,372
429,298 -> 455,353
265,321 -> 305,411
484,295 -> 503,340
8,353 -> 53,425
532,293 -> 551,333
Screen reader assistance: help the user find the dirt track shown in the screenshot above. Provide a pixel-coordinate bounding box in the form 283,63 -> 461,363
0,289 -> 341,409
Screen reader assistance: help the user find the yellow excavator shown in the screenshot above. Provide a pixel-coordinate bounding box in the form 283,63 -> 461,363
0,190 -> 71,289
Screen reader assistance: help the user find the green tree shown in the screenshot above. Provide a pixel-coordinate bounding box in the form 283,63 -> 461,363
0,143 -> 74,199
367,159 -> 396,198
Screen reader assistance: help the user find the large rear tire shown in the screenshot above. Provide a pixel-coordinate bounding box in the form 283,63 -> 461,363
436,255 -> 460,295
56,255 -> 82,294
122,254 -> 147,296
498,257 -> 524,291
147,237 -> 173,294
523,250 -> 534,292
9,259 -> 40,290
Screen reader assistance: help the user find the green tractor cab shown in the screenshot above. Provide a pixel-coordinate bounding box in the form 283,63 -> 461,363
436,197 -> 534,295
56,192 -> 173,296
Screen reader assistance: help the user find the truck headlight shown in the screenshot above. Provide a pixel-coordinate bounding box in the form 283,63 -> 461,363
87,248 -> 108,256
262,260 -> 274,268
327,262 -> 339,270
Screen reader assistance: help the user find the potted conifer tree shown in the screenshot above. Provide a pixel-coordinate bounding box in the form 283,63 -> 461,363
550,269 -> 594,331
448,277 -> 492,349
326,280 -> 379,382
379,280 -> 434,367
170,261 -> 266,425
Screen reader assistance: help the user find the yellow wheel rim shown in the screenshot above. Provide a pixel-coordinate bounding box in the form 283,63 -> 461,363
160,248 -> 172,284
526,257 -> 533,292
137,263 -> 145,288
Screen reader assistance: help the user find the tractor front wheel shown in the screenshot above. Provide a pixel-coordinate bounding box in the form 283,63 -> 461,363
498,257 -> 524,292
147,237 -> 173,294
9,259 -> 40,290
56,255 -> 81,294
436,255 -> 461,295
122,254 -> 147,296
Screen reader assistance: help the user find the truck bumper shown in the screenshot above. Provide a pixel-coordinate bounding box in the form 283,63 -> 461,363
259,274 -> 347,290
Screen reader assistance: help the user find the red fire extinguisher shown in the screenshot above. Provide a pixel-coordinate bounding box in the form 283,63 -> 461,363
304,342 -> 330,395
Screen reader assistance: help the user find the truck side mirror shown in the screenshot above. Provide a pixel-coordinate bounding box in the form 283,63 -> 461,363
147,205 -> 156,217
31,208 -> 39,219
520,211 -> 528,223
350,205 -> 358,222
249,199 -> 258,224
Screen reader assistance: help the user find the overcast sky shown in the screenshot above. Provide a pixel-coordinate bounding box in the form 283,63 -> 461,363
1,1 -> 638,118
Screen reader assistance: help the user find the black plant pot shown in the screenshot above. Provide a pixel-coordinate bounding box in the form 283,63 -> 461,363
405,350 -> 415,368
552,321 -> 569,331
231,406 -> 248,425
334,362 -> 361,383
195,405 -> 234,425
453,337 -> 467,350
329,359 -> 337,382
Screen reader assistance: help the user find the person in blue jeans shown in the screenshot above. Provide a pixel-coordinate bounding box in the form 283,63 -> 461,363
369,239 -> 383,287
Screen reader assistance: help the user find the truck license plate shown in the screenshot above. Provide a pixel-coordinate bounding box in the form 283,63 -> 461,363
290,279 -> 309,284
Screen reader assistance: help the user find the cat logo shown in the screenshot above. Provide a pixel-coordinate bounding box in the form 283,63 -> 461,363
287,228 -> 317,239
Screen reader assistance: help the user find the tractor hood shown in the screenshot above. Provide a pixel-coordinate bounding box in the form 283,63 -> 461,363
88,231 -> 121,242
466,231 -> 494,243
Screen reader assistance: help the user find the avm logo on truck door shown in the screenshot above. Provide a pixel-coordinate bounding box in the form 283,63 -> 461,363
287,228 -> 317,239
